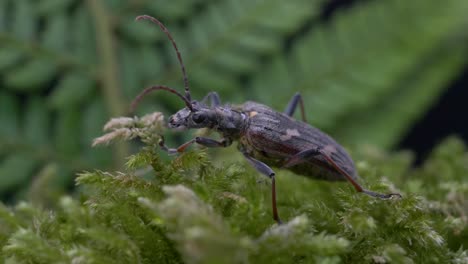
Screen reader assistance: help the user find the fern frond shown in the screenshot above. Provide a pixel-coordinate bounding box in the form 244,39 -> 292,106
249,0 -> 468,147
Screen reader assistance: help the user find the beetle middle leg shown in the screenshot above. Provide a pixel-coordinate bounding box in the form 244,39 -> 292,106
240,150 -> 282,224
201,91 -> 221,107
283,147 -> 401,199
159,135 -> 232,154
284,92 -> 307,122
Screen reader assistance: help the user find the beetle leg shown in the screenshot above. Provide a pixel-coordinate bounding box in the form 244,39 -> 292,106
283,147 -> 322,168
201,92 -> 221,107
316,149 -> 401,199
282,147 -> 401,199
242,152 -> 275,177
241,151 -> 282,224
195,137 -> 232,148
159,136 -> 232,154
158,135 -> 193,154
284,92 -> 307,122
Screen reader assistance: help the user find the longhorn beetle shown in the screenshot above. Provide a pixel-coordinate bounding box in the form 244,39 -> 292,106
131,15 -> 401,224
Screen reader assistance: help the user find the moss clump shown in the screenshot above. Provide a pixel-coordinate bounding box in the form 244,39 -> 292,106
0,115 -> 466,263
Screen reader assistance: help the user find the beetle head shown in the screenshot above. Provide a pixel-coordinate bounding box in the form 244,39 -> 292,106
168,102 -> 216,130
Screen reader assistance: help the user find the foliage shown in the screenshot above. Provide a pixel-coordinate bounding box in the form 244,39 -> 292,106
250,0 -> 468,147
0,115 -> 467,263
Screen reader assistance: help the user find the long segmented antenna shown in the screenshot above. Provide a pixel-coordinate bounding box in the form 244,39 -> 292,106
130,85 -> 193,113
136,15 -> 191,102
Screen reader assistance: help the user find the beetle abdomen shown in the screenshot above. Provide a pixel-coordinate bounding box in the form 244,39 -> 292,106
239,101 -> 357,181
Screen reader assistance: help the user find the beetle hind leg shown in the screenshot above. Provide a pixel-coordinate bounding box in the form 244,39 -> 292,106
282,147 -> 401,199
283,147 -> 322,168
318,149 -> 402,199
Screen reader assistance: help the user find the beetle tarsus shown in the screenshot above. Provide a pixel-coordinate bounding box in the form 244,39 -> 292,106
158,136 -> 178,155
362,189 -> 402,199
158,136 -> 194,154
271,175 -> 283,225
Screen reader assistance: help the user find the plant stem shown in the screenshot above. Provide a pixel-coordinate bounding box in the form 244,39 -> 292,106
87,0 -> 128,168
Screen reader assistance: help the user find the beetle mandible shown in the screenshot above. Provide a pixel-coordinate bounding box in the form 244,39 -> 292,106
131,15 -> 401,224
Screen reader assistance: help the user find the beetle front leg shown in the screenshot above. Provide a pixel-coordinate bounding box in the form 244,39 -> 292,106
159,135 -> 232,154
241,151 -> 282,225
195,137 -> 232,148
283,147 -> 401,199
158,135 -> 191,154
284,92 -> 307,122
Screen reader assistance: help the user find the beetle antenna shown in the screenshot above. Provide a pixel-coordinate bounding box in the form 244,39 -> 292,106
130,85 -> 193,113
136,15 -> 191,102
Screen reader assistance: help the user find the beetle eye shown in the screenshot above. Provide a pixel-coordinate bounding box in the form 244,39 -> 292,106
192,113 -> 206,123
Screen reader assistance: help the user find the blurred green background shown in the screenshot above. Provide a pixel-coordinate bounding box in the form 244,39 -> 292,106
0,0 -> 467,203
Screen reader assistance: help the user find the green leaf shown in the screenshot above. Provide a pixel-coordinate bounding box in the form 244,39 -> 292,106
48,72 -> 95,109
0,48 -> 24,72
0,154 -> 38,194
119,18 -> 162,43
36,0 -> 75,15
11,0 -> 36,41
5,58 -> 58,91
54,106 -> 82,157
41,13 -> 69,52
336,47 -> 466,147
23,97 -> 50,146
70,6 -> 97,64
0,92 -> 20,139
81,99 -> 113,168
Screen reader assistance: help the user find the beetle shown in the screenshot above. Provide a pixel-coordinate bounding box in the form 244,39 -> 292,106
131,15 -> 401,224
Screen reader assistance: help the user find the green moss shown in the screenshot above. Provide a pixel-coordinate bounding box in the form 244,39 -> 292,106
0,118 -> 466,263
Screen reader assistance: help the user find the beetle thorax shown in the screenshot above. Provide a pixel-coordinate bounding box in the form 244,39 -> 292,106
168,104 -> 248,138
212,106 -> 248,138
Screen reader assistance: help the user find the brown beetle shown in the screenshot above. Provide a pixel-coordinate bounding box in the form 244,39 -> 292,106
131,15 -> 401,224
